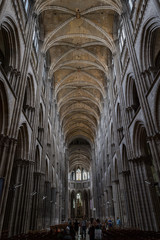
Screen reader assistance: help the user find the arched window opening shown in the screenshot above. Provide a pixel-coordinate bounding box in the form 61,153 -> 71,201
118,23 -> 126,52
114,159 -> 118,180
87,172 -> 90,180
71,171 -> 75,181
122,145 -> 129,171
111,124 -> 115,157
141,21 -> 160,90
35,146 -> 40,172
22,0 -> 29,13
23,89 -> 27,111
126,75 -> 140,123
45,160 -> 49,181
76,168 -> 81,181
128,0 -> 133,11
47,124 -> 51,146
0,18 -> 20,93
33,27 -> 39,54
117,104 -> 123,143
151,28 -> 160,70
132,82 -> 140,112
83,170 -> 87,180
38,104 -> 44,142
15,124 -> 29,160
0,29 -> 6,70
22,76 -> 35,125
0,28 -> 10,73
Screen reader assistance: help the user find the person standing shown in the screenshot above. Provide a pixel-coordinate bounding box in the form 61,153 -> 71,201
94,219 -> 102,240
116,217 -> 121,228
108,218 -> 112,229
74,219 -> 79,236
105,218 -> 108,230
88,218 -> 95,240
81,217 -> 87,239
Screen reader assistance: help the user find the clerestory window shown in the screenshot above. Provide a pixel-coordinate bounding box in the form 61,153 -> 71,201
76,168 -> 81,181
33,28 -> 39,53
129,0 -> 133,10
118,26 -> 126,52
22,0 -> 29,13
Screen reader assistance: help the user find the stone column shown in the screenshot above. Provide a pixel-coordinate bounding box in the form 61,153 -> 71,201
44,181 -> 51,228
7,161 -> 22,236
91,148 -> 97,218
64,149 -> 69,222
0,137 -> 17,236
30,172 -> 41,230
75,190 -> 77,218
37,173 -> 45,230
142,159 -> 160,231
122,170 -> 135,227
127,160 -> 143,229
107,186 -> 114,219
50,187 -> 56,225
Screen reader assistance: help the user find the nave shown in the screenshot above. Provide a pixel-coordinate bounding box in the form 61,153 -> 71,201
0,0 -> 160,239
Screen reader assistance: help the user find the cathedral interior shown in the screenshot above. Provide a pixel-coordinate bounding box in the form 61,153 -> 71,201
0,0 -> 160,238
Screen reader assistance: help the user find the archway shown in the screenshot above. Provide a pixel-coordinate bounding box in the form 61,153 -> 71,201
132,121 -> 160,231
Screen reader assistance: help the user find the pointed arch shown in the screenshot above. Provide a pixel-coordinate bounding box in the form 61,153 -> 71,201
107,166 -> 112,186
133,121 -> 150,158
23,74 -> 35,109
47,123 -> 51,144
23,74 -> 35,125
140,16 -> 160,72
114,158 -> 118,180
35,146 -> 40,172
110,123 -> 115,157
116,103 -> 122,128
45,159 -> 49,181
39,103 -> 44,128
0,16 -> 21,72
122,144 -> 129,171
125,74 -> 140,110
15,123 -> 29,160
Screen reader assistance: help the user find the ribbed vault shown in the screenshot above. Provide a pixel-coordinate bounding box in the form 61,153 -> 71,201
35,0 -> 122,170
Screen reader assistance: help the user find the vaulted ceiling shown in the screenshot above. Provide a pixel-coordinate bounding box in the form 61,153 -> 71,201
35,0 -> 122,171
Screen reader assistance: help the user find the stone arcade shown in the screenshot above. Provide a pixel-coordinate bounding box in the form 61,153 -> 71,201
0,0 -> 160,237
